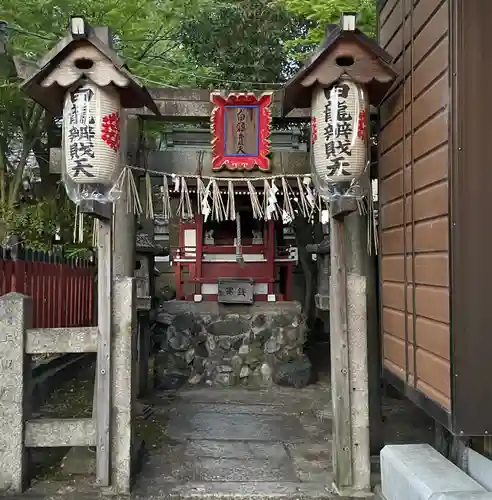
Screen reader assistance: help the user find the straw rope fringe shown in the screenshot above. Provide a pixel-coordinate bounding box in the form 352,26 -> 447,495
103,165 -> 377,256
247,180 -> 263,219
177,176 -> 193,219
73,205 -> 84,244
225,181 -> 236,221
211,179 -> 226,222
144,172 -> 154,219
281,177 -> 294,221
92,218 -> 98,248
161,175 -> 172,220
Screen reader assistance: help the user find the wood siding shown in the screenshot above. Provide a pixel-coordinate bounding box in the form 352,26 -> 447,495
378,0 -> 451,410
449,0 -> 492,435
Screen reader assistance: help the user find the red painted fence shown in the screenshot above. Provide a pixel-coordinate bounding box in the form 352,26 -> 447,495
0,244 -> 96,328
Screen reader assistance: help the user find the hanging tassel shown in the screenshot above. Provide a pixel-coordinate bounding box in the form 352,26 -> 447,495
196,177 -> 206,215
264,179 -> 279,221
109,166 -> 142,214
211,179 -> 226,222
303,176 -> 316,210
127,167 -> 143,215
72,205 -> 79,244
281,177 -> 294,224
172,174 -> 180,193
296,177 -> 309,217
161,175 -> 172,221
201,180 -> 212,222
144,171 -> 154,219
72,206 -> 84,244
78,212 -> 84,243
92,218 -> 98,248
262,179 -> 269,216
225,181 -> 236,221
247,180 -> 263,219
177,176 -> 193,219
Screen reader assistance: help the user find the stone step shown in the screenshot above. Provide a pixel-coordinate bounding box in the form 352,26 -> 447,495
381,444 -> 488,500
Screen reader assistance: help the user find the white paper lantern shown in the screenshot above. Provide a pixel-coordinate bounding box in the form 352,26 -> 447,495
63,81 -> 120,186
311,79 -> 368,190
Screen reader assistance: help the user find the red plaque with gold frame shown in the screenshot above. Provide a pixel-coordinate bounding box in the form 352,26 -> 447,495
211,92 -> 272,171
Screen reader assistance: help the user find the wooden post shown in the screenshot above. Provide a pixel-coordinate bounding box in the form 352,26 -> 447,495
110,110 -> 138,493
330,210 -> 371,495
95,219 -> 112,486
113,112 -> 137,279
330,216 -> 353,489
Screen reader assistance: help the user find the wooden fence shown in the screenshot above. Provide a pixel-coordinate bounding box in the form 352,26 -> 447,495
0,243 -> 96,328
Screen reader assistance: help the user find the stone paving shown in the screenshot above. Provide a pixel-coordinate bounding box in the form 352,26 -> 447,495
134,383 -> 337,498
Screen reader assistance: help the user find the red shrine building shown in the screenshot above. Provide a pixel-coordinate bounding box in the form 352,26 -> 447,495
174,209 -> 298,302
165,92 -> 306,304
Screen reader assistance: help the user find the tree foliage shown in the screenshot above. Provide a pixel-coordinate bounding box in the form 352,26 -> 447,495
0,0 -> 377,248
174,0 -> 311,89
279,0 -> 377,58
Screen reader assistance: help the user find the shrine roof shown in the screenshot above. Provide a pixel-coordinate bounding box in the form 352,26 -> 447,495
20,22 -> 160,116
283,21 -> 397,112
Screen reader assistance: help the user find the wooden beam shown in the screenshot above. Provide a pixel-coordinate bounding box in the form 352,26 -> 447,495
50,148 -> 309,179
127,88 -> 310,121
26,327 -> 98,354
25,418 -> 96,447
330,197 -> 358,220
80,200 -> 113,220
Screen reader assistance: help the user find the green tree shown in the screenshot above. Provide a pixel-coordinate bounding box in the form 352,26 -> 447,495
279,0 -> 377,59
0,0 -> 197,246
174,0 -> 310,89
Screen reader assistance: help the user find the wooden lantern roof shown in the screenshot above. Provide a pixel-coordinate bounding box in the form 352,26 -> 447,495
20,17 -> 160,116
283,13 -> 397,113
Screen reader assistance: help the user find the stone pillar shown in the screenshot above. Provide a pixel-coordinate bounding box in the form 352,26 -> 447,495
344,212 -> 371,493
111,277 -> 137,493
0,293 -> 31,493
113,111 -> 137,280
110,110 -> 139,491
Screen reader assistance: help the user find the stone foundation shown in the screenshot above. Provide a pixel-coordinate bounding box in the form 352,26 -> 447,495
153,301 -> 311,389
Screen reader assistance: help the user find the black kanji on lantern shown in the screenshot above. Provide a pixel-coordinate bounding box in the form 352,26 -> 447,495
334,83 -> 350,99
336,101 -> 352,123
324,103 -> 332,124
71,159 -> 95,178
336,121 -> 353,141
67,87 -> 97,178
325,140 -> 336,158
326,156 -> 351,176
323,83 -> 354,163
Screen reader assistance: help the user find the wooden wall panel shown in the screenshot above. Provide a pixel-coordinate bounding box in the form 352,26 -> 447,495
378,0 -> 451,410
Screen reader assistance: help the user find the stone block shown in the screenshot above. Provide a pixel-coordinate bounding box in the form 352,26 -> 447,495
468,448 -> 492,491
381,444 -> 485,500
111,278 -> 137,493
153,301 -> 306,388
433,494 -> 492,500
0,293 -> 31,494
